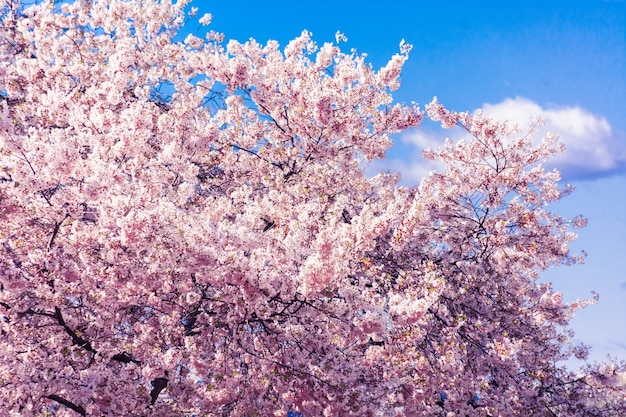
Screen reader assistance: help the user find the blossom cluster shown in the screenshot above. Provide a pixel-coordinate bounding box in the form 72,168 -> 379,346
0,0 -> 623,416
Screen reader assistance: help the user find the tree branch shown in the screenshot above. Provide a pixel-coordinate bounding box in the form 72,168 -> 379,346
46,394 -> 86,416
149,377 -> 168,405
111,352 -> 141,364
47,215 -> 69,252
53,307 -> 96,353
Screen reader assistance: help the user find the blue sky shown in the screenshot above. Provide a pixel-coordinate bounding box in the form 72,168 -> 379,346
195,1 -> 626,363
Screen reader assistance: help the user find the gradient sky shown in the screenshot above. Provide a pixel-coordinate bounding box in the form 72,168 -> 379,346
181,0 -> 626,365
190,0 -> 626,366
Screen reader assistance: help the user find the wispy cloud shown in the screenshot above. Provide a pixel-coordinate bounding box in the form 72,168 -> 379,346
382,97 -> 626,184
481,97 -> 626,179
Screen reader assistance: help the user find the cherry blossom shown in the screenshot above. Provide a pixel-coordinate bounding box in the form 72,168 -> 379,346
0,0 -> 624,416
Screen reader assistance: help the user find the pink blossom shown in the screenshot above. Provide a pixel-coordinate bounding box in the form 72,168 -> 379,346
198,13 -> 212,26
0,1 -> 621,416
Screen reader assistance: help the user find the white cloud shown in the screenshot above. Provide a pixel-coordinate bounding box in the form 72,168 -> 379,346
481,97 -> 625,178
381,97 -> 625,184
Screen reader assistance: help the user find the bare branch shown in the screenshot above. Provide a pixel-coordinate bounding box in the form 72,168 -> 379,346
45,394 -> 86,416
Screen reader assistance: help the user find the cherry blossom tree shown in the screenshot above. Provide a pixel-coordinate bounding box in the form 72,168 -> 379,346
1,0 -> 624,416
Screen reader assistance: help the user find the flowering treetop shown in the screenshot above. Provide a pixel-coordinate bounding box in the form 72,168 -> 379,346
0,0 -> 624,416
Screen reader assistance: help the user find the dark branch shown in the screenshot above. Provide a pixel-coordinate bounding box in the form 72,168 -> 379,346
0,95 -> 23,106
182,309 -> 201,336
111,352 -> 141,364
47,215 -> 69,252
229,143 -> 281,169
53,307 -> 95,353
46,395 -> 86,416
261,218 -> 275,232
368,337 -> 385,347
150,377 -> 168,405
